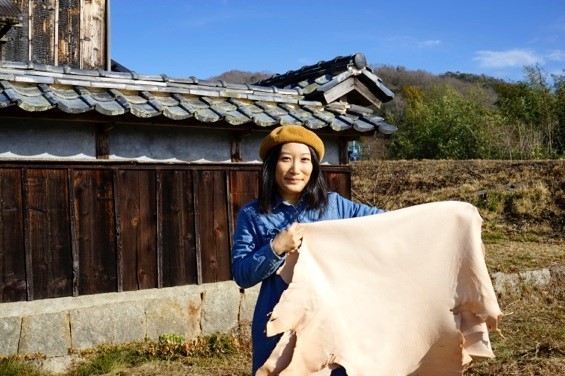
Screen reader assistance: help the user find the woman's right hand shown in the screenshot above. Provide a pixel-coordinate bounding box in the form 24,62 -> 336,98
271,222 -> 303,255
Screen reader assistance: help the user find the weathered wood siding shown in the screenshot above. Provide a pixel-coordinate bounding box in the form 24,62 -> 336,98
24,168 -> 73,300
0,162 -> 351,303
71,169 -> 117,295
1,0 -> 107,69
3,0 -> 29,62
58,0 -> 82,66
79,0 -> 105,69
0,168 -> 26,301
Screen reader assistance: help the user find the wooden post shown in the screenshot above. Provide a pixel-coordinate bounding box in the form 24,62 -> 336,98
192,173 -> 202,285
95,124 -> 112,159
339,137 -> 350,165
22,169 -> 33,301
231,134 -> 242,162
69,168 -> 80,297
113,169 -> 123,292
230,130 -> 251,162
156,171 -> 163,288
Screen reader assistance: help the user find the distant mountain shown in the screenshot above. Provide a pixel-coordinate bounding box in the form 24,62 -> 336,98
440,71 -> 509,86
208,70 -> 273,84
210,65 -> 509,97
371,64 -> 508,95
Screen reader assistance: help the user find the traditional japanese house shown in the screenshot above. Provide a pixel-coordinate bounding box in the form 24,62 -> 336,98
0,0 -> 395,360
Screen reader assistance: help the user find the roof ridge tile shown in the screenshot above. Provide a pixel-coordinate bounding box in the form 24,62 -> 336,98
0,56 -> 395,135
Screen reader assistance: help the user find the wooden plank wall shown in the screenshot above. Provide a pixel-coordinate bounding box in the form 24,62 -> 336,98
57,0 -> 82,67
0,163 -> 351,303
2,0 -> 29,62
1,0 -> 107,69
79,0 -> 106,69
0,169 -> 26,301
30,0 -> 57,64
24,169 -> 73,300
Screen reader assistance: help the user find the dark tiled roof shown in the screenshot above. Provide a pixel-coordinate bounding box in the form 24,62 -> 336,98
256,53 -> 395,104
0,58 -> 396,134
0,0 -> 21,25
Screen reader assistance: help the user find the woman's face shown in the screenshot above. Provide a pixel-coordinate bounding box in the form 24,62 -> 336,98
275,142 -> 313,204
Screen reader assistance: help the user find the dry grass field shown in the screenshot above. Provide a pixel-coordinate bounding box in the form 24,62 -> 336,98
351,160 -> 565,375
351,160 -> 564,272
350,160 -> 563,238
1,160 -> 563,375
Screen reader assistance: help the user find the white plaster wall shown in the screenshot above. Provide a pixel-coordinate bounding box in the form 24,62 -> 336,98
109,125 -> 233,162
0,121 -> 96,160
0,120 -> 341,164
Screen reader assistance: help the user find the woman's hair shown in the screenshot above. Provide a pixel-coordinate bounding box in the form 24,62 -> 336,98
259,144 -> 329,214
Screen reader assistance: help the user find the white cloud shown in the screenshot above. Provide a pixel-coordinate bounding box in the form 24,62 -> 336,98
418,39 -> 441,48
419,40 -> 441,47
384,36 -> 441,49
547,50 -> 565,61
473,49 -> 542,68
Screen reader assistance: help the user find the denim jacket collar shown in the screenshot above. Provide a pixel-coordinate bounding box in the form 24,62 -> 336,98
273,194 -> 306,211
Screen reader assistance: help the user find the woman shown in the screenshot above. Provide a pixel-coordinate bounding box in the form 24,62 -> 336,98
231,125 -> 385,375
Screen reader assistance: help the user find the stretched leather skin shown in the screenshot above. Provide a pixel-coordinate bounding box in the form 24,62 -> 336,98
257,201 -> 502,376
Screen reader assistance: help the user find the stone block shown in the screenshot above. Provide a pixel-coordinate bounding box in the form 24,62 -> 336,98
70,302 -> 145,350
519,269 -> 551,288
239,284 -> 260,325
19,312 -> 70,357
34,355 -> 74,375
549,264 -> 565,283
201,282 -> 240,335
491,272 -> 520,296
0,316 -> 21,355
492,268 -> 555,297
145,294 -> 201,341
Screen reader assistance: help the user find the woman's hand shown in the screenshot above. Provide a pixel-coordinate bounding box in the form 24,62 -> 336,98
271,222 -> 303,255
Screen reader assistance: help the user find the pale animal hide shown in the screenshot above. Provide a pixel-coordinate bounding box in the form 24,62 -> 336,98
257,201 -> 502,376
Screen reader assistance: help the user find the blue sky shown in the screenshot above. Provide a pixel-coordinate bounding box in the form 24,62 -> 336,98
110,0 -> 564,82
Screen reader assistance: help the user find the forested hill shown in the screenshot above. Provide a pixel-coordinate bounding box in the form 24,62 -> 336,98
209,65 -> 510,116
210,65 -> 564,160
209,65 -> 511,119
209,65 -> 506,94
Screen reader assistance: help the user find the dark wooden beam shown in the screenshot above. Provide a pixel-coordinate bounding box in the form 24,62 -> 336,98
95,124 -> 112,159
339,137 -> 350,165
231,134 -> 243,162
192,173 -> 203,285
156,171 -> 164,288
0,24 -> 12,41
68,169 -> 80,297
230,130 -> 252,162
22,169 -> 33,301
113,170 -> 123,292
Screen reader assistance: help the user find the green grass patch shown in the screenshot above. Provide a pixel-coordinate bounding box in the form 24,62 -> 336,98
67,331 -> 251,376
69,346 -> 148,376
0,358 -> 46,376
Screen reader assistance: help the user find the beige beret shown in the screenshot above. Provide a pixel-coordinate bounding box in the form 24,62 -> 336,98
259,125 -> 325,161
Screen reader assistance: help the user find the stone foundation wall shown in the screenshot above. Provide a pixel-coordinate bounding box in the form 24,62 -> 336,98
1,266 -> 563,373
0,281 -> 259,359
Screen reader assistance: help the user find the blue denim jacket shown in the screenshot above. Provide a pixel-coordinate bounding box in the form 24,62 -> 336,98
231,192 -> 384,374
